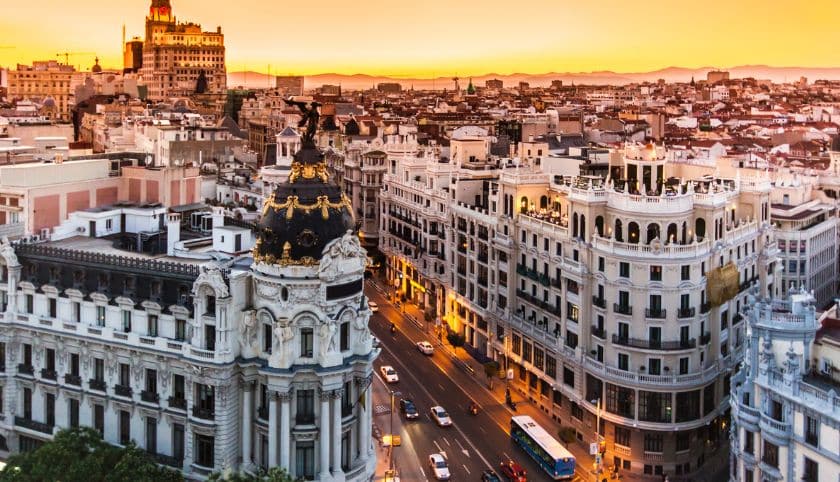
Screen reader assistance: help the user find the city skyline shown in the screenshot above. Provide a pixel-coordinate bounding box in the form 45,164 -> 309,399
1,0 -> 840,77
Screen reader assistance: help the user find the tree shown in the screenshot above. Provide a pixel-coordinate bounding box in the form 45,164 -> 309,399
0,427 -> 183,482
446,332 -> 465,352
483,361 -> 500,389
209,467 -> 299,482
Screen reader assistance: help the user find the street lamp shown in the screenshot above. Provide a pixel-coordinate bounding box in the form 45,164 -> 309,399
389,390 -> 396,471
591,396 -> 604,482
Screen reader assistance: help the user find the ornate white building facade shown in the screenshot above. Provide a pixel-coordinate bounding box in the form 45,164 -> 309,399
381,141 -> 781,478
0,145 -> 377,480
730,289 -> 840,482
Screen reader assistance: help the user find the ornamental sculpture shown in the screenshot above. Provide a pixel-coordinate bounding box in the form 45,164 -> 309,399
284,97 -> 322,148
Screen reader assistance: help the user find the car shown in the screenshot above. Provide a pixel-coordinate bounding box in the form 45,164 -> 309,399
429,405 -> 452,426
368,301 -> 379,312
371,336 -> 381,348
399,398 -> 419,419
499,459 -> 527,482
380,365 -> 399,383
428,453 -> 451,480
416,341 -> 434,355
481,470 -> 503,482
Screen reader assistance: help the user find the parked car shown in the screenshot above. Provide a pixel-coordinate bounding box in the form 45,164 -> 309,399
428,453 -> 451,480
399,398 -> 419,419
481,470 -> 502,482
380,365 -> 399,383
416,341 -> 434,355
499,459 -> 527,482
429,406 -> 452,426
368,301 -> 379,312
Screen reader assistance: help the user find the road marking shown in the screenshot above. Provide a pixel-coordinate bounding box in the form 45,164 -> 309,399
462,449 -> 470,458
503,452 -> 511,461
455,439 -> 465,451
438,383 -> 445,390
463,464 -> 471,475
377,341 -> 495,471
433,440 -> 443,452
443,437 -> 451,447
479,426 -> 487,434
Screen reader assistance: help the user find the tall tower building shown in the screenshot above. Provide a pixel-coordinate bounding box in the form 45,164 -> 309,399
140,0 -> 227,100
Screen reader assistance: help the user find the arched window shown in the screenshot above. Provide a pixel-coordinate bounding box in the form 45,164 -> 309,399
539,195 -> 548,210
667,223 -> 678,244
580,214 -> 586,240
628,222 -> 640,244
519,196 -> 529,214
572,213 -> 579,238
615,219 -> 623,242
595,216 -> 604,237
681,222 -> 687,244
695,218 -> 706,240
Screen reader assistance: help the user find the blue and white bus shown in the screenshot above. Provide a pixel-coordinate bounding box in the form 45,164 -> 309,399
510,415 -> 576,480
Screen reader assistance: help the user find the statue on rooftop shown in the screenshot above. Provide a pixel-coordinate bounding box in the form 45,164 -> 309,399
285,98 -> 322,148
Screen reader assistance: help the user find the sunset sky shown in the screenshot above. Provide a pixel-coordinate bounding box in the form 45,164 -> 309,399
1,0 -> 838,77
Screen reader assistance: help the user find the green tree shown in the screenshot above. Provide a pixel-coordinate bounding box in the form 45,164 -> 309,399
209,467 -> 299,482
0,427 -> 183,482
446,332 -> 465,352
483,361 -> 500,389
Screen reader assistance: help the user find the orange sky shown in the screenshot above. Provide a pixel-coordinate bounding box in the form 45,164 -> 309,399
1,0 -> 839,77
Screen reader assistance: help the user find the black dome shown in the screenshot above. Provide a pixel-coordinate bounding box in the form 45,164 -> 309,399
253,147 -> 354,264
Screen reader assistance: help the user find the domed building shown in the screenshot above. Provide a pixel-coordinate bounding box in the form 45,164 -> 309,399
0,111 -> 377,481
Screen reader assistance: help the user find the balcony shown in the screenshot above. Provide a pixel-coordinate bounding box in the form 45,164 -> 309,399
613,303 -> 632,315
17,363 -> 34,376
153,453 -> 183,469
296,413 -> 316,425
592,296 -> 606,309
15,416 -> 53,435
645,308 -> 667,320
699,332 -> 711,345
677,307 -> 696,318
592,326 -> 606,339
168,397 -> 187,411
258,406 -> 268,420
733,313 -> 743,325
192,407 -> 215,420
759,413 -> 791,442
700,302 -> 711,314
612,334 -> 696,350
141,391 -> 160,404
40,368 -> 57,381
114,384 -> 133,398
64,373 -> 82,386
89,379 -> 107,392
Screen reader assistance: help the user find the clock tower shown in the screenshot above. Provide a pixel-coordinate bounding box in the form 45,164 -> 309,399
148,0 -> 173,22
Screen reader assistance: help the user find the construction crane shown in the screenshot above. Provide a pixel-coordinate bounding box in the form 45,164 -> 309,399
56,52 -> 94,65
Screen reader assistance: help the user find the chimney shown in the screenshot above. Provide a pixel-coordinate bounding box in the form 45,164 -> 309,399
167,213 -> 181,256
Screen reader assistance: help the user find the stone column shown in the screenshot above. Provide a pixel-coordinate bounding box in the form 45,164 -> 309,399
331,389 -> 344,477
319,390 -> 331,479
363,384 -> 373,457
268,392 -> 278,467
279,391 -> 291,471
242,382 -> 254,468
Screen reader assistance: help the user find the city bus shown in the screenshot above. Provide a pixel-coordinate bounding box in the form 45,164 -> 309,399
510,415 -> 576,480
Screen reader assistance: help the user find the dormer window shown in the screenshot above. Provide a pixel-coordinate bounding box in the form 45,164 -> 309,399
205,295 -> 215,316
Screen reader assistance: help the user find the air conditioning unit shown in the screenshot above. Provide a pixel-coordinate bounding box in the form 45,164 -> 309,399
820,358 -> 834,375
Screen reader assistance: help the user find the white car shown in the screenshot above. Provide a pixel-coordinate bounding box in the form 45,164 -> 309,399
430,406 -> 452,426
416,341 -> 434,355
428,453 -> 451,480
380,365 -> 399,383
368,301 -> 379,312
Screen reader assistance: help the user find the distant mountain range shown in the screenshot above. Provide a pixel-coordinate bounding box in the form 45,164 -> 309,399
227,65 -> 840,91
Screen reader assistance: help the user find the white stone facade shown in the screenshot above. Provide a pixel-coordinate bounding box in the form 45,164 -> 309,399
0,229 -> 377,481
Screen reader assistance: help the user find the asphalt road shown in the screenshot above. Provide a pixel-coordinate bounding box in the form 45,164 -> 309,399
367,284 -> 576,481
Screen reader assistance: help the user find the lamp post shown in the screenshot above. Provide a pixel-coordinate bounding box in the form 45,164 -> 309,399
591,396 -> 603,482
389,390 -> 396,471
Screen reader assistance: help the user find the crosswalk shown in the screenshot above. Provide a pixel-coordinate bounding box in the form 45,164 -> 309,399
374,404 -> 391,415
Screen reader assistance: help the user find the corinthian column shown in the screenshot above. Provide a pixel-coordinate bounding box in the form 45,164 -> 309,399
332,389 -> 344,477
319,390 -> 331,479
279,391 -> 291,471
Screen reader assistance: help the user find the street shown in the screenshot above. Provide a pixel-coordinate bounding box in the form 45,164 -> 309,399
367,281 -> 584,481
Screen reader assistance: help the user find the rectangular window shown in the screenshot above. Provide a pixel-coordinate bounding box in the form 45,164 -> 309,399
96,306 -> 106,326
173,374 -> 185,400
675,390 -> 700,422
94,358 -> 104,382
173,424 -> 185,461
175,319 -> 186,341
563,367 -> 575,387
296,389 -> 315,423
25,294 -> 33,314
648,358 -> 661,376
598,256 -> 605,272
147,315 -> 158,337
679,357 -> 689,375
146,417 -> 157,454
45,393 -> 55,426
644,433 -> 664,452
803,457 -> 818,482
639,391 -> 671,422
295,442 -> 315,480
49,298 -> 56,318
762,440 -> 778,468
681,265 -> 690,281
195,434 -> 214,467
197,384 -> 215,413
119,410 -> 131,445
204,324 -> 216,351
119,363 -> 130,386
300,328 -> 314,358
650,265 -> 662,281
69,398 -> 79,428
145,369 -> 157,393
619,262 -> 630,278
606,383 -> 634,418
805,415 -> 819,446
618,353 -> 629,371
122,310 -> 132,332
743,430 -> 754,454
615,426 -> 631,446
676,432 -> 689,452
94,404 -> 105,437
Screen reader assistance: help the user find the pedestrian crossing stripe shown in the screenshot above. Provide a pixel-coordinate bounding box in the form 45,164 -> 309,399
374,404 -> 391,414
